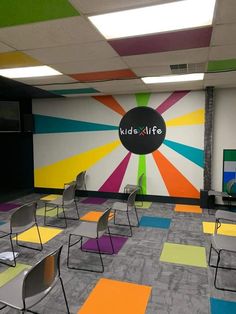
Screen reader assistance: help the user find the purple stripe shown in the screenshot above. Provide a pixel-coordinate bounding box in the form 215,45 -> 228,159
108,27 -> 212,56
0,203 -> 20,212
156,91 -> 189,114
82,235 -> 128,254
82,197 -> 107,205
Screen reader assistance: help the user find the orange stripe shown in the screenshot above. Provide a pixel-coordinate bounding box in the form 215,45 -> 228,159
93,95 -> 126,116
71,69 -> 136,81
152,150 -> 199,198
175,204 -> 202,213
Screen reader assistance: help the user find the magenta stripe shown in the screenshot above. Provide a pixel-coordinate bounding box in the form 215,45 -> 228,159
81,197 -> 107,205
108,27 -> 212,56
99,152 -> 132,192
156,91 -> 189,114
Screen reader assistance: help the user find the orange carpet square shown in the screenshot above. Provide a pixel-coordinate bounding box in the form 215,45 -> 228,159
78,278 -> 152,314
175,204 -> 202,214
80,211 -> 114,222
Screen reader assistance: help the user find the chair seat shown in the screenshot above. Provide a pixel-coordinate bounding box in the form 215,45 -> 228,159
215,210 -> 236,221
111,202 -> 129,212
211,234 -> 236,252
72,221 -> 103,238
0,269 -> 27,309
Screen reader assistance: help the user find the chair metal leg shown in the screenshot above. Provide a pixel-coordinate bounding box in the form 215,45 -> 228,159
44,204 -> 67,228
59,276 -> 71,314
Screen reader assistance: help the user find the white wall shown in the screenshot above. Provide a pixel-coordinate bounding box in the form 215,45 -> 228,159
212,88 -> 236,190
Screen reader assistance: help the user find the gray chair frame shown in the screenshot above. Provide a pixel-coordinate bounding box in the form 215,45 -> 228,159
0,202 -> 43,267
44,182 -> 79,228
0,246 -> 70,313
124,173 -> 144,206
111,188 -> 140,237
67,208 -> 114,273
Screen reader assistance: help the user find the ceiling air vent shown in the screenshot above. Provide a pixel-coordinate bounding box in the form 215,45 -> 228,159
170,63 -> 206,74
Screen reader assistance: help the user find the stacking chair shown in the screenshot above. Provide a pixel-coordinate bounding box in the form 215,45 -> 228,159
67,208 -> 114,273
44,182 -> 79,228
0,246 -> 70,313
65,171 -> 87,191
0,202 -> 43,267
124,173 -> 144,206
111,188 -> 140,237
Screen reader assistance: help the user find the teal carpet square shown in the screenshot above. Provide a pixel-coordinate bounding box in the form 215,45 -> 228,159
0,221 -> 5,226
210,297 -> 236,314
140,216 -> 171,229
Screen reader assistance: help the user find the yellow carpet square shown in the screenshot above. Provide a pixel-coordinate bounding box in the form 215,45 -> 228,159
202,221 -> 236,236
13,226 -> 63,244
175,204 -> 202,213
80,211 -> 114,222
40,194 -> 60,201
78,278 -> 152,314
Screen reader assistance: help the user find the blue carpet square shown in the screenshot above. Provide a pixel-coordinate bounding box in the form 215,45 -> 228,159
210,297 -> 236,314
140,216 -> 171,229
0,221 -> 6,226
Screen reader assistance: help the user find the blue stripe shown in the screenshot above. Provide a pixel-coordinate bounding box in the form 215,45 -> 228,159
34,114 -> 118,134
210,297 -> 236,314
163,139 -> 204,168
223,172 -> 236,183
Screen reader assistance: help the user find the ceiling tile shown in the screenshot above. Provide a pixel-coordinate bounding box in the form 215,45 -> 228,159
0,41 -> 14,53
0,17 -> 104,50
35,81 -> 90,91
0,0 -> 79,28
15,75 -> 76,86
108,27 -> 212,56
0,51 -> 41,69
204,71 -> 236,87
132,65 -> 171,76
211,24 -> 236,46
70,69 -> 137,82
146,81 -> 204,93
25,41 -> 118,65
209,44 -> 236,60
215,0 -> 236,24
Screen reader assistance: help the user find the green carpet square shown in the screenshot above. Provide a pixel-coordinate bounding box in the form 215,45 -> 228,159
0,263 -> 30,287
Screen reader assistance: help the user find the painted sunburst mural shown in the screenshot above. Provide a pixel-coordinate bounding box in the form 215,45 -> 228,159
33,90 -> 204,200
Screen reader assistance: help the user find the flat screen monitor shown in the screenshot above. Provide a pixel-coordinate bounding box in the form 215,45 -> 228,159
0,101 -> 21,132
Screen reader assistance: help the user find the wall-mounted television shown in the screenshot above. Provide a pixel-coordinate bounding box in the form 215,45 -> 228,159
0,101 -> 21,132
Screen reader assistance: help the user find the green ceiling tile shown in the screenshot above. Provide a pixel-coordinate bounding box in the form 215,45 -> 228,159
50,88 -> 99,95
0,0 -> 80,28
208,59 -> 236,72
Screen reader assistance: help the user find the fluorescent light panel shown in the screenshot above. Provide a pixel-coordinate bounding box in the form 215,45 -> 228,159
0,66 -> 62,78
142,73 -> 204,84
89,0 -> 216,39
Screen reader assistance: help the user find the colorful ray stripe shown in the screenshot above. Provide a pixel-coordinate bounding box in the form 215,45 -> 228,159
165,109 -> 204,126
34,140 -> 121,188
93,96 -> 126,116
156,91 -> 189,114
152,150 -> 199,198
98,152 -> 132,192
138,155 -> 147,194
34,114 -> 118,134
163,139 -> 204,168
135,93 -> 151,107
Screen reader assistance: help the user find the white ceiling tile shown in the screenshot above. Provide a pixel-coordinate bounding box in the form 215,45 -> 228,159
211,24 -> 236,46
35,82 -> 91,91
15,75 -> 77,86
204,71 -> 236,87
0,17 -> 104,50
209,44 -> 236,60
25,41 -> 118,65
215,0 -> 236,24
52,57 -> 128,74
0,41 -> 15,53
69,0 -> 178,15
132,65 -> 171,76
88,78 -> 148,93
146,81 -> 204,93
123,48 -> 209,67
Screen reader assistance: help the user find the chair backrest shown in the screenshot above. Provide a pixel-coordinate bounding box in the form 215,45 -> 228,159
76,171 -> 86,190
23,246 -> 62,301
63,182 -> 76,205
10,202 -> 37,233
138,173 -> 144,187
127,188 -> 139,209
97,208 -> 111,234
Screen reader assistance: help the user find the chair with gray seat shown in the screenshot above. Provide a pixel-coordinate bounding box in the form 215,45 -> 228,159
0,202 -> 43,267
67,208 -> 114,273
111,188 -> 140,237
44,182 -> 79,228
65,171 -> 87,191
0,246 -> 70,313
124,173 -> 144,206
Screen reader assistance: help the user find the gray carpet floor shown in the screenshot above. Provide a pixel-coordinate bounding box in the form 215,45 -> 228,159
1,194 -> 236,314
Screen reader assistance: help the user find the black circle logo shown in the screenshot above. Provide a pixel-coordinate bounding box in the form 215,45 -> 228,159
119,107 -> 166,155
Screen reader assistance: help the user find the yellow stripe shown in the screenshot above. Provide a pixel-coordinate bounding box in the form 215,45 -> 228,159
0,51 -> 41,68
34,140 -> 121,188
166,109 -> 204,126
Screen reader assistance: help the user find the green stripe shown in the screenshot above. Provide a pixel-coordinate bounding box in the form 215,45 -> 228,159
0,263 -> 30,288
208,59 -> 236,72
50,88 -> 99,95
0,0 -> 80,28
224,150 -> 236,161
135,93 -> 151,107
138,155 -> 146,194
